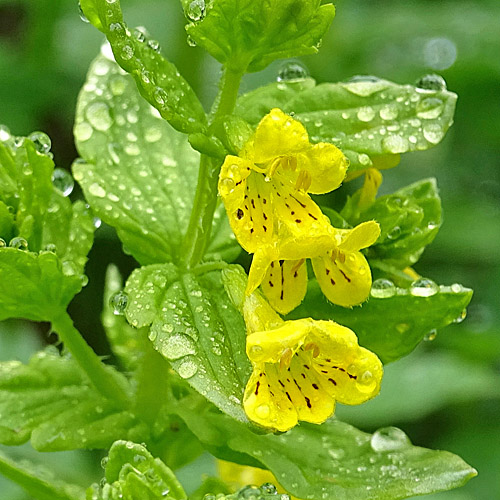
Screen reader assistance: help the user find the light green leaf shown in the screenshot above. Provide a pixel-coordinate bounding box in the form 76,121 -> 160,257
290,281 -> 473,364
177,407 -> 477,500
0,200 -> 15,242
102,264 -> 148,371
0,451 -> 85,500
0,348 -> 148,450
87,440 -> 186,500
344,178 -> 442,268
125,264 -> 251,422
80,0 -> 207,134
185,0 -> 335,73
0,249 -> 82,322
235,77 -> 457,174
74,53 -> 237,265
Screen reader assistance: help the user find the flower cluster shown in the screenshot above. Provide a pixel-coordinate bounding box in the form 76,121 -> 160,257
219,109 -> 383,430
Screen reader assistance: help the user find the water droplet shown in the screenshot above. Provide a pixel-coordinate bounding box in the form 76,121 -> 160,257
153,88 -> 168,106
160,333 -> 197,360
410,278 -> 439,297
239,485 -> 262,498
424,329 -> 438,341
52,168 -> 74,196
382,135 -> 409,154
387,226 -> 401,240
121,44 -> 134,60
342,76 -> 389,97
28,131 -> 51,154
277,61 -> 308,82
423,123 -> 445,144
110,291 -> 128,315
370,279 -> 396,298
110,76 -> 126,96
147,39 -> 160,52
219,177 -> 235,195
74,122 -> 93,142
62,261 -> 77,276
370,427 -> 411,452
453,308 -> 467,324
100,457 -> 109,469
187,0 -> 206,21
177,358 -> 198,379
93,217 -> 102,229
415,74 -> 447,93
145,127 -> 162,143
358,153 -> 371,166
42,243 -> 56,254
133,28 -> 146,42
89,182 -> 106,198
86,102 -> 113,131
379,104 -> 399,121
125,143 -> 140,156
9,237 -> 28,250
78,2 -> 89,22
416,97 -> 444,120
424,37 -> 457,71
0,125 -> 11,142
357,370 -> 377,393
357,106 -> 376,122
260,483 -> 278,495
186,35 -> 197,47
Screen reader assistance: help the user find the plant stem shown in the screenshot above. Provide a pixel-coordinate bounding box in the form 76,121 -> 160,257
51,312 -> 130,407
181,67 -> 243,269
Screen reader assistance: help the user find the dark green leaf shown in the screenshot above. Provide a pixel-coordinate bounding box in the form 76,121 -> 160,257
80,0 -> 207,134
88,440 -> 186,500
177,406 -> 477,500
185,0 -> 335,73
291,281 -> 473,364
74,53 -> 237,265
0,451 -> 85,500
235,78 -> 457,174
0,348 -> 147,450
125,264 -> 251,422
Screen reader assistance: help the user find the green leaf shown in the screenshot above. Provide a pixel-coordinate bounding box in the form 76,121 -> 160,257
235,77 -> 457,174
0,200 -> 15,242
291,280 -> 473,364
87,440 -> 186,500
345,178 -> 442,268
102,264 -> 148,371
177,407 -> 477,500
80,0 -> 206,134
125,264 -> 251,422
185,0 -> 335,73
0,348 -> 147,450
74,52 -> 237,265
0,249 -> 82,322
0,451 -> 85,500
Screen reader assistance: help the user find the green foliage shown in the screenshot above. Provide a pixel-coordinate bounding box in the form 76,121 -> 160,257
292,280 -> 472,363
125,264 -> 251,422
79,0 -> 207,135
184,0 -> 335,73
0,349 -> 145,450
0,451 -> 85,500
177,406 -> 477,500
74,52 -> 236,266
235,77 -> 457,174
87,440 -> 186,500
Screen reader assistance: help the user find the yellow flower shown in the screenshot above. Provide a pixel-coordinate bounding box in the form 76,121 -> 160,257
219,108 -> 380,314
240,291 -> 383,433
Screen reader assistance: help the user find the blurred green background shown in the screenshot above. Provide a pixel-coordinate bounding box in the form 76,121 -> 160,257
1,0 -> 499,498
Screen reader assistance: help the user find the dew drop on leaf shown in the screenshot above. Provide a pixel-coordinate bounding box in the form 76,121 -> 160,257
0,125 -> 11,141
178,358 -> 198,379
357,106 -> 376,122
187,0 -> 206,21
74,122 -> 93,142
382,134 -> 409,154
370,279 -> 396,298
109,290 -> 128,315
416,97 -> 444,119
423,123 -> 445,144
415,74 -> 447,93
147,39 -> 161,53
423,329 -> 438,341
260,483 -> 278,494
0,238 -> 7,248
86,102 -> 113,131
78,2 -> 89,23
89,182 -> 106,198
52,168 -> 74,196
28,131 -> 51,154
410,278 -> 439,297
160,333 -> 197,360
9,237 -> 28,250
370,427 -> 411,452
277,61 -> 308,82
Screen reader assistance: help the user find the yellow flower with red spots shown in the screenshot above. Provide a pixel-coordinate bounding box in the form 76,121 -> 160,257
218,108 -> 380,314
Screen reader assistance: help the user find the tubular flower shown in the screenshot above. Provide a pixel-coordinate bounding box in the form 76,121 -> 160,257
244,317 -> 383,432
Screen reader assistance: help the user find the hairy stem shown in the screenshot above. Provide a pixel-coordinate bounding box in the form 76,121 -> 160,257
51,312 -> 130,407
181,67 -> 243,269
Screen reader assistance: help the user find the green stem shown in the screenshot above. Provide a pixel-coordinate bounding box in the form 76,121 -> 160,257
51,312 -> 130,407
181,67 -> 243,269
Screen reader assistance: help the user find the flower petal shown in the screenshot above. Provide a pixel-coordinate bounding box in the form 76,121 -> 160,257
261,259 -> 308,315
336,221 -> 381,252
243,365 -> 297,432
251,108 -> 309,164
311,250 -> 372,307
300,142 -> 348,194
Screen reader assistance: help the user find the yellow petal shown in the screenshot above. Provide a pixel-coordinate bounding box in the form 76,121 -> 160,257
251,108 -> 309,164
243,364 -> 297,432
300,142 -> 348,194
336,221 -> 381,252
311,250 -> 372,307
358,168 -> 383,210
308,321 -> 383,405
219,158 -> 275,253
246,245 -> 279,295
261,259 -> 308,315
